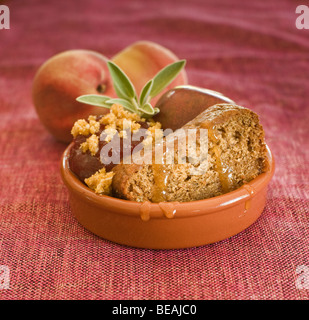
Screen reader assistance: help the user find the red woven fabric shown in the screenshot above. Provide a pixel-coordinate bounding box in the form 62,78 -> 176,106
0,0 -> 308,300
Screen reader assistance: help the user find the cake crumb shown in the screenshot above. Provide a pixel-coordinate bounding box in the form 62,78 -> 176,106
71,119 -> 90,137
110,104 -> 144,122
72,104 -> 163,155
99,112 -> 117,126
99,104 -> 144,134
143,122 -> 163,146
89,119 -> 100,135
84,168 -> 114,195
71,117 -> 100,138
103,126 -> 117,142
80,134 -> 99,156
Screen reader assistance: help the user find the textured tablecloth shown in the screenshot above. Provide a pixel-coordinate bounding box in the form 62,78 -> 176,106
0,0 -> 308,300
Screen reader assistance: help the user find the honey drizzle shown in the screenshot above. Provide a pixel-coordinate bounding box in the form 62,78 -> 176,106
207,126 -> 231,194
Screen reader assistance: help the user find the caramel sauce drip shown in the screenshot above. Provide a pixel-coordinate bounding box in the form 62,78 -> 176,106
152,164 -> 169,203
240,185 -> 255,217
245,200 -> 251,210
140,201 -> 151,222
207,126 -> 231,194
243,184 -> 256,197
151,143 -> 170,203
239,200 -> 251,218
159,202 -> 177,219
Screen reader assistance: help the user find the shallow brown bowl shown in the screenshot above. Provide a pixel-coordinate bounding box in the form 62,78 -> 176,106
61,144 -> 275,249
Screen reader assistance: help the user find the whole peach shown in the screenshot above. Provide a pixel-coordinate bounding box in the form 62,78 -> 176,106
32,50 -> 116,143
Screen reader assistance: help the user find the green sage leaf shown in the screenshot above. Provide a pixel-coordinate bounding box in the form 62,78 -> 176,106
107,61 -> 136,100
76,94 -> 112,108
139,79 -> 153,106
106,98 -> 136,114
150,60 -> 186,98
141,102 -> 155,115
153,107 -> 160,115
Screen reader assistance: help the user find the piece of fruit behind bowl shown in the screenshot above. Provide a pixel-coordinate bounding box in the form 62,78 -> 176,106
32,41 -> 188,143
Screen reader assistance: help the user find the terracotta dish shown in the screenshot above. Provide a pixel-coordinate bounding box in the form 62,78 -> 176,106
61,144 -> 275,249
